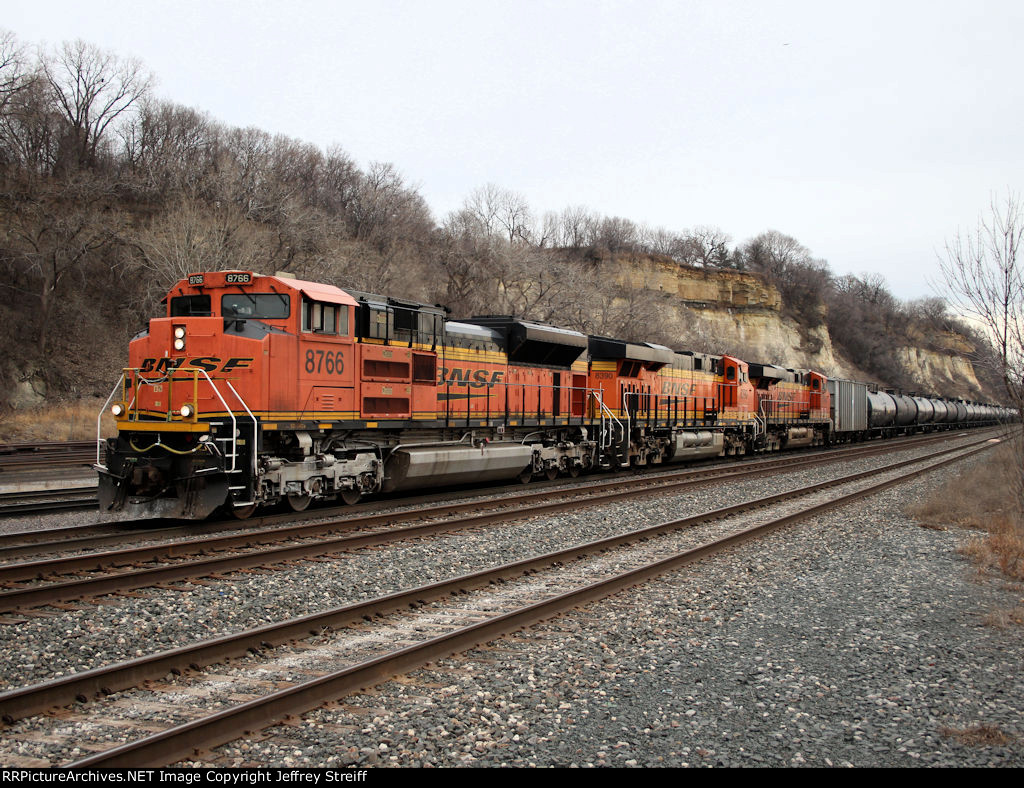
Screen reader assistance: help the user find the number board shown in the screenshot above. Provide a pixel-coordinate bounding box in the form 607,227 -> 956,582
186,272 -> 254,287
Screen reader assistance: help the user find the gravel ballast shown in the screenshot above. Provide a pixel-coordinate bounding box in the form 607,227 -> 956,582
1,435 -> 1020,767
0,437 -> 990,689
193,453 -> 1024,768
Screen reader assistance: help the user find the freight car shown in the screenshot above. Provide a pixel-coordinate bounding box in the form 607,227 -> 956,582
826,379 -> 1011,441
95,271 -> 1013,519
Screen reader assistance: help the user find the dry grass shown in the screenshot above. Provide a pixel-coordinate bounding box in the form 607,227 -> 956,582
982,607 -> 1024,629
940,724 -> 1016,747
0,398 -> 116,443
907,438 -> 1024,584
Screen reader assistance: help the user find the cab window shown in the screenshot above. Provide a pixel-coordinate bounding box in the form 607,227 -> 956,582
170,295 -> 211,316
303,298 -> 349,336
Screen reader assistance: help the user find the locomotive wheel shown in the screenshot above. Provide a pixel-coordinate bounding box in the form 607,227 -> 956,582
287,493 -> 312,512
518,468 -> 533,484
544,466 -> 559,481
231,503 -> 258,520
568,464 -> 581,478
340,489 -> 362,505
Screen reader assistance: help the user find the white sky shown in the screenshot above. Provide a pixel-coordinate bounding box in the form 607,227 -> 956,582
7,0 -> 1024,301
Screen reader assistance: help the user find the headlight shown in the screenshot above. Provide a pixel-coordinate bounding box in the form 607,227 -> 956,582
173,338 -> 186,351
180,404 -> 193,418
111,403 -> 124,417
174,327 -> 186,339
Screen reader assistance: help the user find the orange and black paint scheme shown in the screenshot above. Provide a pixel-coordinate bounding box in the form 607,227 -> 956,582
96,271 -> 1001,520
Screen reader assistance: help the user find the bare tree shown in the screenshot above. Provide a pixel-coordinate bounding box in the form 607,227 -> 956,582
0,172 -> 121,353
739,230 -> 811,280
41,39 -> 153,172
0,29 -> 30,115
939,192 -> 1024,407
460,183 -> 534,244
119,99 -> 218,195
557,205 -> 597,249
134,197 -> 263,307
0,64 -> 58,173
686,226 -> 732,267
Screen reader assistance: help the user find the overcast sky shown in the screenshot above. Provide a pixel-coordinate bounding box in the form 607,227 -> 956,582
7,0 -> 1024,301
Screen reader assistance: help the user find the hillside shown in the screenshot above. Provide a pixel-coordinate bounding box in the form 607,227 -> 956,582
1,256 -> 992,411
612,257 -> 988,401
0,32 -> 1003,412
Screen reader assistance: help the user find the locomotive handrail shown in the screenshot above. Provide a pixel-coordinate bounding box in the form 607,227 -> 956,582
95,375 -> 126,468
98,367 -> 254,480
220,378 -> 258,488
590,390 -> 623,454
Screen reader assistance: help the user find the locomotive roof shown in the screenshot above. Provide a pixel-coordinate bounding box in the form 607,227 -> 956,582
270,276 -> 359,306
747,363 -> 791,382
462,316 -> 587,368
588,336 -> 676,366
446,320 -> 504,342
465,316 -> 588,346
170,272 -> 359,307
345,289 -> 448,316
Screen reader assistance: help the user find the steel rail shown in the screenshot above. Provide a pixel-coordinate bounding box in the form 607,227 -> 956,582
0,429 -> 985,567
0,436 -> 993,611
0,448 -> 860,576
0,438 -> 996,729
0,495 -> 99,518
64,438 -> 997,767
0,428 -> 987,554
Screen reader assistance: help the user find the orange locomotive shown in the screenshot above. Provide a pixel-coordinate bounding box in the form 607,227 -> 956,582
97,270 -> 833,519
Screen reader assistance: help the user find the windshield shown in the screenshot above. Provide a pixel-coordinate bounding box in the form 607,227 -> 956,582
221,293 -> 290,319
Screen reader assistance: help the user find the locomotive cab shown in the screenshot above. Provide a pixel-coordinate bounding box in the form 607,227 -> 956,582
96,271 -> 364,518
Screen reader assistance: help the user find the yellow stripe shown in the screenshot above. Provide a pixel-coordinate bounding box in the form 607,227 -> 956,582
442,350 -> 507,363
116,420 -> 210,433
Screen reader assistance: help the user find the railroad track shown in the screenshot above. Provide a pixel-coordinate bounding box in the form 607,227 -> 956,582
0,428 -> 989,554
0,432 -> 998,766
0,432 -> 993,611
0,441 -> 96,472
0,488 -> 98,518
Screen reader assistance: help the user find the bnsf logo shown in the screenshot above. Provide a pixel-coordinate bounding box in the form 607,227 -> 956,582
661,381 -> 698,396
438,368 -> 505,388
140,357 -> 253,374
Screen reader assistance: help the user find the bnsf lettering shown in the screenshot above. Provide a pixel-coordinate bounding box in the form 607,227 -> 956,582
438,368 -> 505,388
661,382 -> 697,396
139,357 -> 254,374
189,357 -> 220,372
222,357 -> 252,372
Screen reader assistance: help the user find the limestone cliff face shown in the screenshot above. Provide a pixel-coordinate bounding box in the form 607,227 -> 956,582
895,347 -> 984,399
617,257 -> 988,399
623,258 -> 781,310
618,258 -> 840,372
